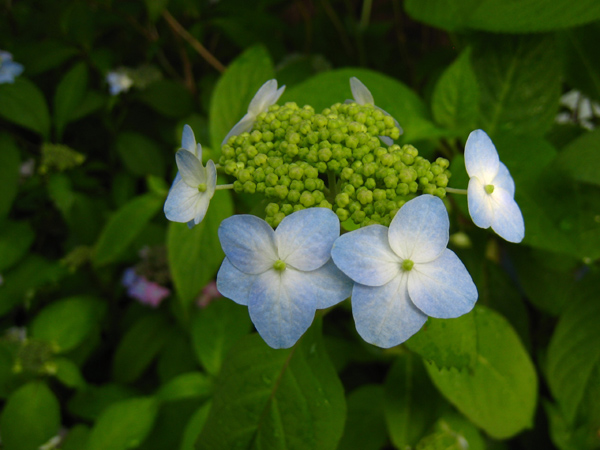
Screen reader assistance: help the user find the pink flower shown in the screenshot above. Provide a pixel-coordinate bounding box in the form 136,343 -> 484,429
122,268 -> 170,308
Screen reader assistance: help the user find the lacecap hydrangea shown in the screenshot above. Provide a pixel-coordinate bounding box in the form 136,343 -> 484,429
164,78 -> 525,349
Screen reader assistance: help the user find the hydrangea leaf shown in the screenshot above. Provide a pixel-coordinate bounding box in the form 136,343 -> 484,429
561,22 -> 600,103
209,45 -> 275,154
425,306 -> 537,439
384,353 -> 446,449
196,321 -> 345,450
53,61 -> 88,140
337,385 -> 387,450
415,412 -> 486,450
405,312 -> 477,370
137,80 -> 193,118
0,78 -> 50,138
0,134 -> 20,219
116,132 -> 166,177
0,220 -> 34,272
168,186 -> 233,308
552,127 -> 600,187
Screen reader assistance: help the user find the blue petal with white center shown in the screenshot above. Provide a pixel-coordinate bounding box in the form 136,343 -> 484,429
464,129 -> 525,243
0,51 -> 24,84
216,257 -> 255,306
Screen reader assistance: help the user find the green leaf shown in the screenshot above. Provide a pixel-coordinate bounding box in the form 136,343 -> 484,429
0,220 -> 34,272
191,299 -> 252,376
547,275 -> 600,425
116,132 -> 166,177
86,397 -> 159,450
283,67 -> 442,143
0,134 -> 20,219
167,188 -> 233,308
431,48 -> 479,135
53,357 -> 87,389
180,402 -> 211,450
156,372 -> 212,403
337,385 -> 387,450
0,381 -> 61,450
138,80 -> 193,118
112,314 -> 172,384
384,353 -> 445,448
405,312 -> 477,370
404,0 -> 600,33
471,34 -> 561,137
61,424 -> 90,450
144,0 -> 169,21
54,61 -> 88,139
16,41 -> 78,76
68,384 -> 135,422
553,127 -> 600,186
561,23 -> 600,103
425,306 -> 537,439
197,323 -> 346,450
209,45 -> 275,152
416,412 -> 485,450
31,296 -> 106,353
93,192 -> 164,266
0,78 -> 50,138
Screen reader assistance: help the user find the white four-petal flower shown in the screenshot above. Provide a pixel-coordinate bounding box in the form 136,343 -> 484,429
348,77 -> 403,145
331,195 -> 477,348
216,208 -> 353,349
164,125 -> 217,228
106,70 -> 134,96
221,79 -> 286,146
0,51 -> 24,84
465,129 -> 525,243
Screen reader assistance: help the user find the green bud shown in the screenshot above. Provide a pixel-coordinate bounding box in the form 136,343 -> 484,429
319,200 -> 333,210
435,174 -> 449,188
265,173 -> 279,187
327,160 -> 341,172
350,173 -> 364,188
272,212 -> 286,227
435,157 -> 450,170
352,210 -> 366,223
265,203 -> 280,216
336,193 -> 350,208
434,187 -> 446,199
341,167 -> 354,180
365,177 -> 376,190
281,203 -> 294,215
384,175 -> 398,189
274,185 -> 289,199
304,178 -> 317,191
243,181 -> 256,194
399,168 -> 417,184
336,208 -> 350,222
300,191 -> 316,207
409,181 -> 419,193
316,162 -> 328,173
233,180 -> 244,193
256,182 -> 266,193
373,189 -> 386,201
423,184 -> 436,195
287,189 -> 301,203
396,183 -> 409,196
357,189 -> 373,205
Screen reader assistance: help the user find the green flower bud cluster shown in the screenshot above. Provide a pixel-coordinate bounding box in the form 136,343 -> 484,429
219,101 -> 450,228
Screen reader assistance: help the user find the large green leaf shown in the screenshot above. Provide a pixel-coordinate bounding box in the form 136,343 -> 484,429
471,34 -> 561,137
431,47 -> 479,136
197,323 -> 346,450
191,299 -> 252,376
426,306 -> 537,439
137,80 -> 193,118
283,68 -> 442,143
86,397 -> 159,450
405,313 -> 477,370
547,275 -> 600,426
553,128 -> 600,187
0,381 -> 61,450
180,402 -> 211,450
209,45 -> 275,153
167,188 -> 233,308
405,0 -> 600,33
561,23 -> 600,103
54,61 -> 88,139
116,132 -> 166,177
112,314 -> 172,384
0,134 -> 20,219
30,296 -> 106,353
0,220 -> 34,272
156,372 -> 213,403
384,353 -> 445,449
415,412 -> 485,450
337,385 -> 387,450
93,192 -> 164,266
0,78 -> 50,138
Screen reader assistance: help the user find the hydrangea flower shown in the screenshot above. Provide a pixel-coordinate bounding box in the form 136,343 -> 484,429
348,77 -> 403,145
164,125 -> 217,228
216,208 -> 352,348
222,79 -> 286,145
331,195 -> 477,348
106,70 -> 134,95
0,51 -> 24,84
122,268 -> 170,308
465,130 -> 525,243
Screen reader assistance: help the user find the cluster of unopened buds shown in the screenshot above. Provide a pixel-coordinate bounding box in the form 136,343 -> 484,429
164,78 -> 525,349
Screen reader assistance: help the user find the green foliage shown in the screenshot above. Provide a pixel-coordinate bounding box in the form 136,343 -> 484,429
0,220 -> 34,272
197,323 -> 345,450
426,306 -> 537,439
0,78 -> 50,138
337,385 -> 387,450
53,61 -> 89,139
0,134 -> 20,218
561,22 -> 600,103
116,132 -> 167,178
0,381 -> 61,450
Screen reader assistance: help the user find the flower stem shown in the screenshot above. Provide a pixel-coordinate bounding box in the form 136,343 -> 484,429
215,184 -> 234,191
445,187 -> 468,195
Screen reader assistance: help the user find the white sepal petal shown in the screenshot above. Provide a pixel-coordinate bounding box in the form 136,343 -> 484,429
176,149 -> 205,187
275,207 -> 339,271
248,79 -> 279,116
467,176 -> 494,229
248,268 -> 317,349
388,195 -> 449,263
351,274 -> 428,348
464,129 -> 499,182
331,225 -> 401,287
181,124 -> 196,154
305,259 -> 353,310
493,162 -> 515,197
221,114 -> 255,146
490,188 -> 525,243
350,77 -> 374,105
218,215 -> 278,275
164,174 -> 201,223
407,249 -> 478,319
216,257 -> 255,306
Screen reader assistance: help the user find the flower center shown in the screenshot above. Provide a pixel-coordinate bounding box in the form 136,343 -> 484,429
484,184 -> 495,194
197,183 -> 207,192
273,259 -> 287,271
401,259 -> 414,272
